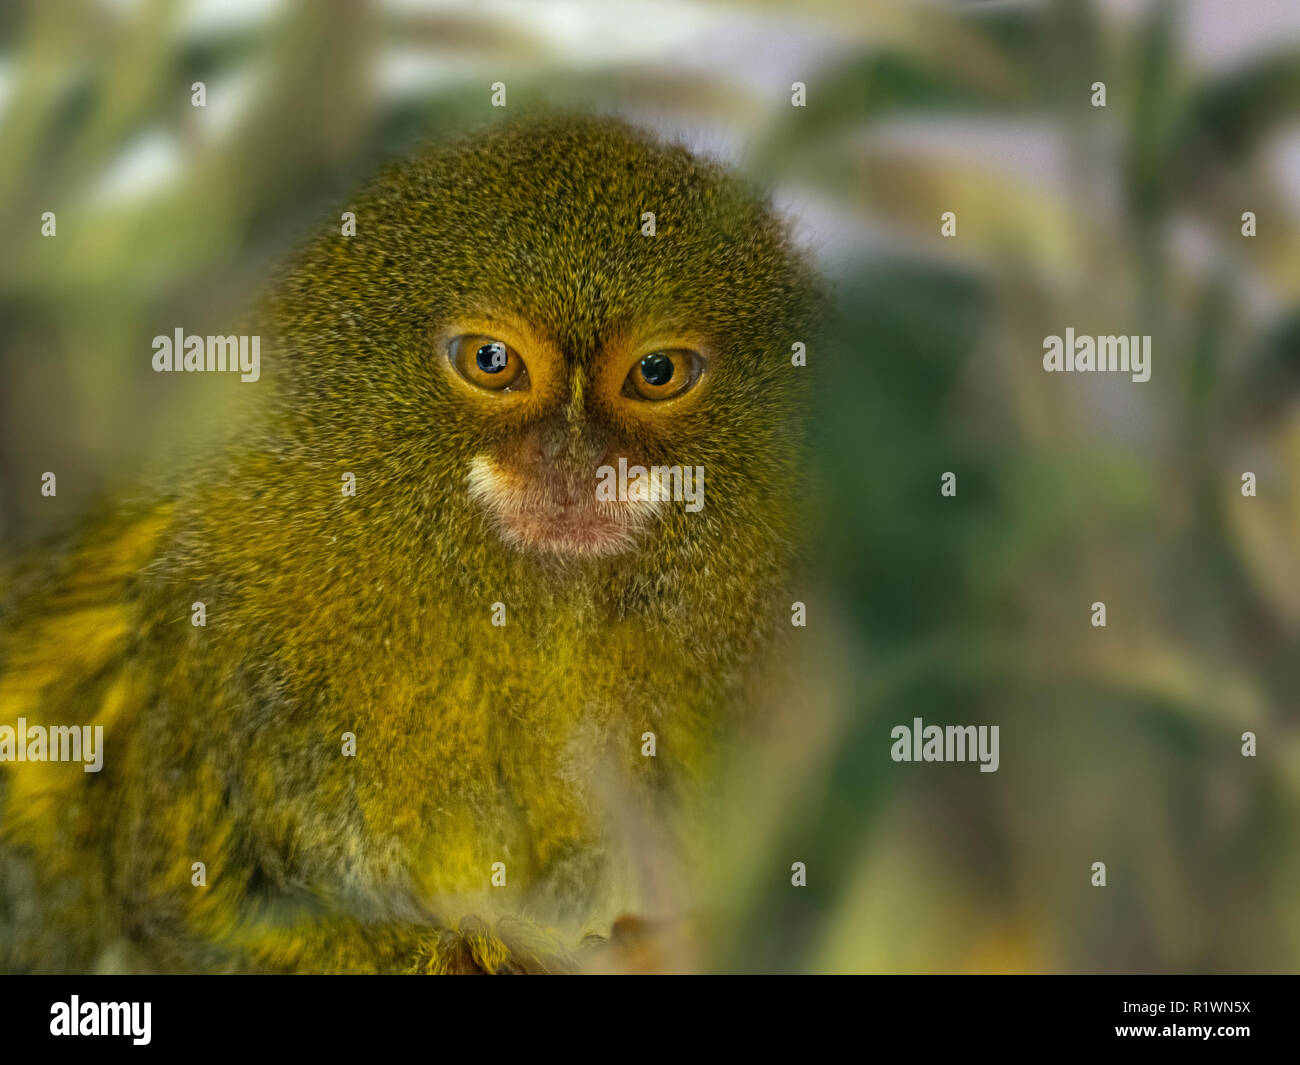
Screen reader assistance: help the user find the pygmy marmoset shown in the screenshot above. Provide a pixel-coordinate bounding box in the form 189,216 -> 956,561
0,115 -> 822,973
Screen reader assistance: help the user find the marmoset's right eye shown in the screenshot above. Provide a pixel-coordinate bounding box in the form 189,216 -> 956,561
449,335 -> 529,392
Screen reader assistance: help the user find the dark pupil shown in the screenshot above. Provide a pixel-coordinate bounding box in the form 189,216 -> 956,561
476,342 -> 508,373
640,352 -> 674,387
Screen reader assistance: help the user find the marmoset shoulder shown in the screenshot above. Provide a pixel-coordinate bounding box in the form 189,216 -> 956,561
0,115 -> 823,974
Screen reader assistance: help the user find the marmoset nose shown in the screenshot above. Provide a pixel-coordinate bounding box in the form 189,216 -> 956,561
531,420 -> 606,472
537,423 -> 566,463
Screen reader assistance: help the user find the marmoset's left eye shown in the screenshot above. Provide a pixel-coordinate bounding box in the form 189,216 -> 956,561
449,334 -> 529,392
622,349 -> 703,401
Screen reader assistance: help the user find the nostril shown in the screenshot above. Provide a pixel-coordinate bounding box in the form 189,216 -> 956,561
524,423 -> 608,470
538,434 -> 563,463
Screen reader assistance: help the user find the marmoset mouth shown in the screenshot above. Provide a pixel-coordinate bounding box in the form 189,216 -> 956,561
466,453 -> 663,557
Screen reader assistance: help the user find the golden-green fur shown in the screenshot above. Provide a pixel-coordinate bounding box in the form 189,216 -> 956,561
0,116 -> 821,973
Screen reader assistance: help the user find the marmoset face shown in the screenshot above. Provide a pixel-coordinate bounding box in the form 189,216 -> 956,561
448,314 -> 713,557
268,117 -> 820,568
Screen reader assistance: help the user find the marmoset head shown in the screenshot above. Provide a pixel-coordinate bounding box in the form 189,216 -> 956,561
261,116 -> 822,588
